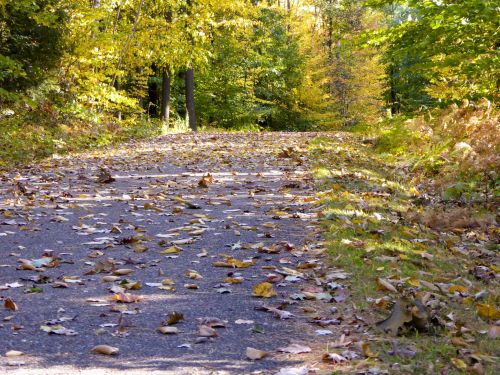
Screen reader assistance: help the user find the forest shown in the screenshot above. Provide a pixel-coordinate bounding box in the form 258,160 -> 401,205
0,1 -> 498,374
1,1 -> 497,143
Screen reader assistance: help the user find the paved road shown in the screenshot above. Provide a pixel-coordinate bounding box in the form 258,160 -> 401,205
0,133 -> 343,375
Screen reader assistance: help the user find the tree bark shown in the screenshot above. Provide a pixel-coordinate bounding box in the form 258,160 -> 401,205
185,68 -> 197,131
184,1 -> 197,131
160,67 -> 171,126
160,10 -> 173,127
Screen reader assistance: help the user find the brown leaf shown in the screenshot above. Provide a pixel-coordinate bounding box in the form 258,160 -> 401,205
4,298 -> 17,311
376,277 -> 397,293
246,347 -> 268,360
91,345 -> 119,355
166,311 -> 184,325
198,173 -> 214,188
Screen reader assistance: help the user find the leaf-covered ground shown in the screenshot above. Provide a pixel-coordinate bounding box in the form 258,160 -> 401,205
312,134 -> 499,374
0,132 -> 498,375
0,133 -> 351,375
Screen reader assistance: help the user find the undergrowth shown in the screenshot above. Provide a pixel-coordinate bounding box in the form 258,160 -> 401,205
0,102 -> 168,170
311,132 -> 499,374
311,102 -> 499,373
352,100 -> 500,204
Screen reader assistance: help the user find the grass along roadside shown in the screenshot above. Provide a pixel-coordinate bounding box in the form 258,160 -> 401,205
310,134 -> 499,374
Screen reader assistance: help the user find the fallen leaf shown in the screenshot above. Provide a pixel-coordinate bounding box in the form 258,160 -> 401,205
224,277 -> 243,284
476,304 -> 500,320
160,246 -> 182,254
112,292 -> 140,303
264,306 -> 294,319
112,269 -> 134,276
186,270 -> 203,280
359,341 -> 377,358
166,311 -> 184,325
253,282 -> 277,298
5,351 -> 24,357
450,357 -> 467,370
198,174 -> 214,188
157,326 -> 179,334
4,298 -> 17,311
91,345 -> 119,356
376,277 -> 397,293
448,285 -> 468,294
198,325 -> 218,337
40,325 -> 78,336
246,347 -> 268,360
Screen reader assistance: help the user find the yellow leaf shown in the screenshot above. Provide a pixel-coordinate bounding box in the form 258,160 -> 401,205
224,277 -> 243,284
409,187 -> 420,197
160,246 -> 182,254
252,282 -> 277,298
450,358 -> 467,370
360,342 -> 378,358
448,285 -> 468,294
476,304 -> 500,320
407,277 -> 421,287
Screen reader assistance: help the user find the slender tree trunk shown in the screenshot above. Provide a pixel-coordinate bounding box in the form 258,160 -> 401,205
184,1 -> 197,131
160,10 -> 173,127
93,0 -> 100,8
185,68 -> 197,131
160,67 -> 171,126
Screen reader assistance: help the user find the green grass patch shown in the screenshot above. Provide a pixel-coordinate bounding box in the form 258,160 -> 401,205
311,133 -> 499,374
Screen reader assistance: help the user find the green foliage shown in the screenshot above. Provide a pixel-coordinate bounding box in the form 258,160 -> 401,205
368,0 -> 499,106
0,0 -> 66,102
0,104 -> 160,169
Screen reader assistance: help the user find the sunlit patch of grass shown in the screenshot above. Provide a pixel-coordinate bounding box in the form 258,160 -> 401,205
312,134 -> 499,374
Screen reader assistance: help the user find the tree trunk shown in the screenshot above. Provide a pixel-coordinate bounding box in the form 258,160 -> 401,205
184,1 -> 196,131
93,0 -> 100,8
185,68 -> 197,131
160,67 -> 171,126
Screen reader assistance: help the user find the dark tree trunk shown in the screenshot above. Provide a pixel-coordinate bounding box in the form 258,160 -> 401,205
160,67 -> 171,125
185,68 -> 197,131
